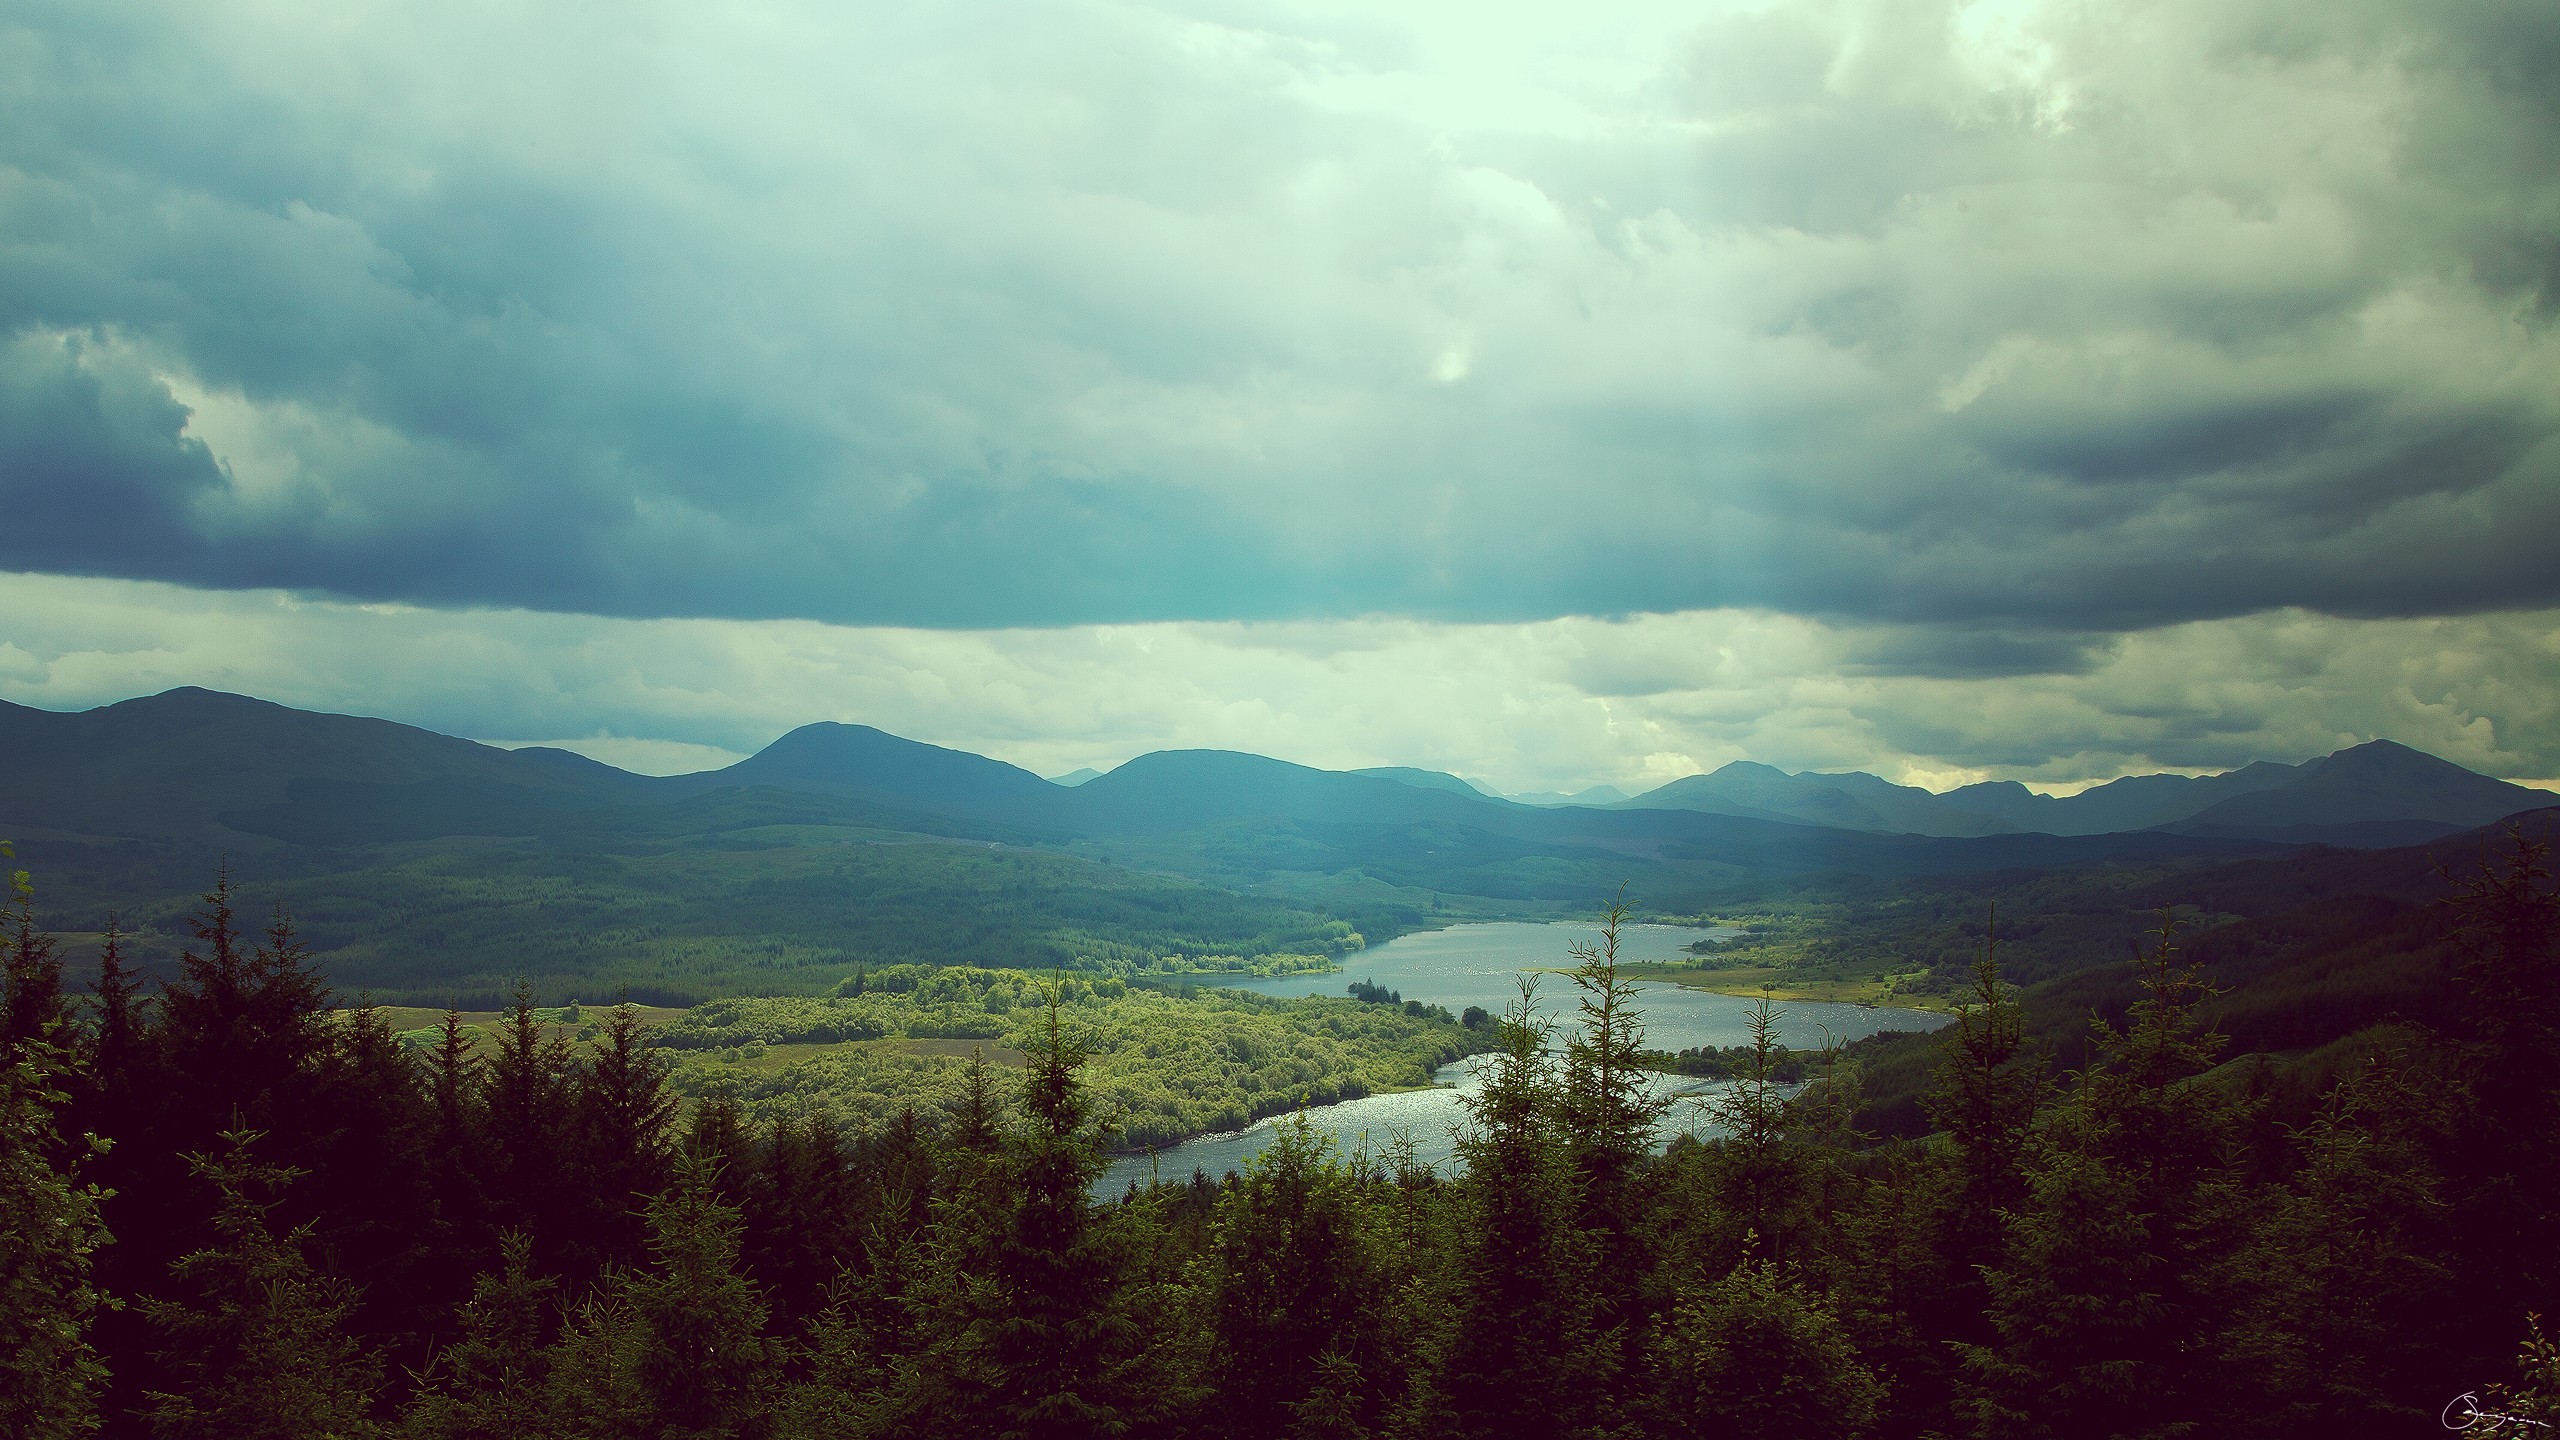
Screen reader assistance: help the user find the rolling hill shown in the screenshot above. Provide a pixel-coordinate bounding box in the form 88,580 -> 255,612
7,686 -> 2549,1005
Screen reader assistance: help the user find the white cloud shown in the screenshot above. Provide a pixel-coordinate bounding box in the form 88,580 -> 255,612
0,0 -> 2553,629
3,572 -> 2553,793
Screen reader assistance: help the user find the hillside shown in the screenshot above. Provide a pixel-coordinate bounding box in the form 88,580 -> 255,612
1831,809 -> 2560,1136
17,687 -> 2545,1006
0,688 -> 646,844
1621,762 -> 2019,837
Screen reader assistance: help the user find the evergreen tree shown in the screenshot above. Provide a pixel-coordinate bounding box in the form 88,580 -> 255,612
2437,826 -> 2560,1364
401,1233 -> 560,1440
1869,908 -> 2050,1434
1420,977 -> 1589,1440
138,1129 -> 381,1440
1701,998 -> 1808,1265
77,919 -> 152,1148
423,1005 -> 487,1262
626,1153 -> 774,1440
1643,1250 -> 1883,1440
1960,916 -> 2259,1439
2221,1043 -> 2455,1436
683,1083 -> 755,1195
982,986 -> 1139,1440
1557,893 -> 1670,1432
153,884 -> 339,1189
0,874 -> 115,1440
307,1001 -> 447,1363
2,857 -> 70,1057
478,984 -> 575,1264
577,1000 -> 678,1273
1924,909 -> 2048,1273
1204,1113 -> 1394,1440
741,1112 -> 857,1325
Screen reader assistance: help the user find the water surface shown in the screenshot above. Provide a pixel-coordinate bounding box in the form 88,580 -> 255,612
1099,920 -> 1949,1195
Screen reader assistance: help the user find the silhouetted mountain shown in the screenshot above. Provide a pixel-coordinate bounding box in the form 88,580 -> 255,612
692,720 -> 1068,825
1619,762 -> 2018,838
0,688 -> 645,844
1353,766 -> 1494,798
1943,761 -> 2303,835
2166,740 -> 2551,840
1048,767 -> 1104,787
1067,751 -> 1510,833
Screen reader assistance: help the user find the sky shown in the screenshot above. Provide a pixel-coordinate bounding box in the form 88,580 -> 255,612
2,0 -> 2556,793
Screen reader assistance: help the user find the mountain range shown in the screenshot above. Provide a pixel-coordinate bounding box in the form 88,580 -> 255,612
5,688 -> 2547,856
1594,742 -> 2547,845
4,687 -> 2552,1005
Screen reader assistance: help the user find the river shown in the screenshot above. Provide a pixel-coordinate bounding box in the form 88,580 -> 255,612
1096,920 -> 1950,1195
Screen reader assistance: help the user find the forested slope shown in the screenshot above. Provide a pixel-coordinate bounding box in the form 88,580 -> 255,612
4,847 -> 2554,1437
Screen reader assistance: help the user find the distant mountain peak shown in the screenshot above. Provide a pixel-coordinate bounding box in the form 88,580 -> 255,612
1352,766 -> 1492,798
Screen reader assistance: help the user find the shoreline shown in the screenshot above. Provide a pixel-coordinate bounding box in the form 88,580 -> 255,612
1623,964 -> 1961,1016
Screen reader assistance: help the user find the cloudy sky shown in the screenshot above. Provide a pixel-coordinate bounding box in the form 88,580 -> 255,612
3,0 -> 2556,792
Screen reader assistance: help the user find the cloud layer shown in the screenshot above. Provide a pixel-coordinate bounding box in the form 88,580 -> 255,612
5,573 -> 2553,793
4,0 -> 2556,630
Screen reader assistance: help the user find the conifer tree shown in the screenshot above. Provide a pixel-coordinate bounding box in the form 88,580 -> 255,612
742,1112 -> 857,1324
578,1000 -> 678,1272
479,984 -> 575,1261
0,860 -> 115,1440
1421,977 -> 1589,1440
154,884 -> 339,1199
683,1083 -> 756,1207
2221,1044 -> 2455,1436
1960,915 -> 2258,1439
626,1153 -> 773,1440
1644,1249 -> 1883,1440
1205,1113 -> 1393,1440
1924,908 -> 2047,1272
401,1232 -> 559,1440
138,1129 -> 381,1440
1557,893 -> 1670,1429
2,857 -> 70,1057
1702,998 -> 1806,1264
308,1001 -> 446,1357
425,1005 -> 484,1233
2437,826 -> 2560,1362
80,919 -> 150,1129
983,986 -> 1137,1440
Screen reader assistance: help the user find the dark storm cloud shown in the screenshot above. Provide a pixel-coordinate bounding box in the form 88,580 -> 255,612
1,0 -> 2556,632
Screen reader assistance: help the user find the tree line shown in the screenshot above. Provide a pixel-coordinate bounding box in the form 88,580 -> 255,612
3,842 -> 2557,1439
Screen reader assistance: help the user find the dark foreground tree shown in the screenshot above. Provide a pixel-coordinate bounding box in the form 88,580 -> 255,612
138,1129 -> 380,1440
1204,1113 -> 1395,1440
400,1232 -> 558,1440
0,966 -> 114,1438
1961,916 -> 2257,1439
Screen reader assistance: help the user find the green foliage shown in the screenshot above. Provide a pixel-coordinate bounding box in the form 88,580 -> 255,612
49,826 -> 1369,1005
1961,917 -> 2260,1439
12,840 -> 2560,1439
1423,978 -> 1594,1439
400,1233 -> 557,1440
1205,1115 -> 1398,1440
657,973 -> 1489,1151
0,1037 -> 114,1439
138,1129 -> 381,1440
1644,1252 -> 1883,1440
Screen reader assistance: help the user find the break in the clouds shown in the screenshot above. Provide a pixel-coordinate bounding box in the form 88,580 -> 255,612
4,574 -> 2556,794
3,0 -> 2557,631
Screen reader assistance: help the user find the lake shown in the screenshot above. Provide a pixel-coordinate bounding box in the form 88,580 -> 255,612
1096,920 -> 1950,1195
